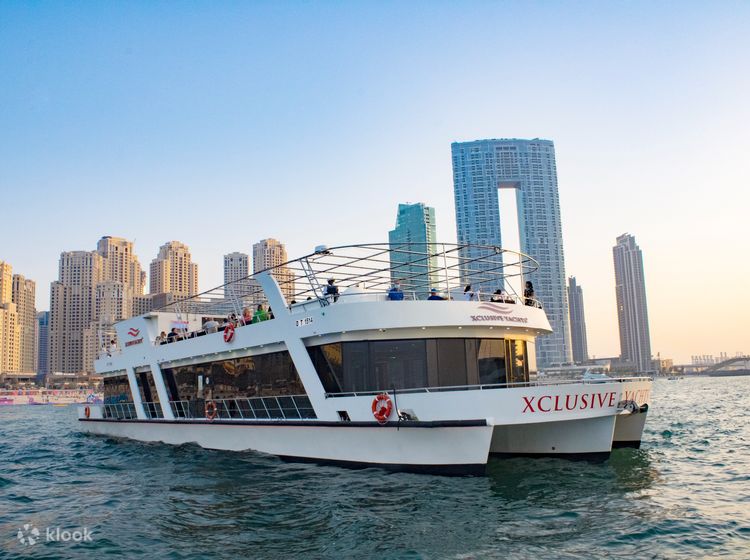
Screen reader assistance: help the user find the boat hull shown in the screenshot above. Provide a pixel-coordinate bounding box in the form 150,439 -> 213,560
78,418 -> 495,476
490,415 -> 616,460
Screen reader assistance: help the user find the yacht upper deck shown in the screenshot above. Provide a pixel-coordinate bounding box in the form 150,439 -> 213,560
96,243 -> 551,370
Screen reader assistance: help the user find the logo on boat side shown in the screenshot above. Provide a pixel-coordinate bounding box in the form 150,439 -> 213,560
125,338 -> 143,347
476,303 -> 513,315
522,391 -> 619,413
470,303 -> 528,324
127,328 -> 140,337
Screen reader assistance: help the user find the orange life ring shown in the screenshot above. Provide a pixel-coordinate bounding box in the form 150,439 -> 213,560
205,400 -> 217,421
372,393 -> 393,424
84,406 -> 91,419
223,323 -> 235,343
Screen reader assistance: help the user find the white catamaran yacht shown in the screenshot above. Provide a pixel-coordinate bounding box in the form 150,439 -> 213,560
79,243 -> 652,475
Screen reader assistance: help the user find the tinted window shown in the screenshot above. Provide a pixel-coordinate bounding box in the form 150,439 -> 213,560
370,340 -> 427,391
477,339 -> 507,384
308,338 -> 527,393
507,339 -> 528,384
435,339 -> 467,387
103,374 -> 131,404
162,350 -> 306,400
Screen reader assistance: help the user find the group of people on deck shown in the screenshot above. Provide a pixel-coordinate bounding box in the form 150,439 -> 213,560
386,280 -> 539,306
155,303 -> 274,345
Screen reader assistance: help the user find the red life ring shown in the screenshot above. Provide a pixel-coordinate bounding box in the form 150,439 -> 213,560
84,406 -> 91,419
223,323 -> 235,343
372,393 -> 393,424
205,400 -> 217,421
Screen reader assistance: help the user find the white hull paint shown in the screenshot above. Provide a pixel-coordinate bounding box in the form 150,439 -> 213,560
79,418 -> 495,475
490,415 -> 617,458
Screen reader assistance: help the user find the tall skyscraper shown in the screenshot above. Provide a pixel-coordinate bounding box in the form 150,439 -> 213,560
452,138 -> 571,368
49,251 -> 103,374
253,239 -> 294,302
224,252 -> 249,285
567,276 -> 589,364
0,261 -> 20,373
96,236 -> 146,295
37,311 -> 49,377
388,202 -> 438,297
613,233 -> 653,372
12,274 -> 36,372
49,236 -> 146,375
150,241 -> 199,299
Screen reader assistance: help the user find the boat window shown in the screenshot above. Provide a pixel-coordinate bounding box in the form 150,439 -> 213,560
161,349 -> 306,401
478,339 -> 507,385
507,339 -> 528,384
435,339 -> 467,387
135,370 -> 164,418
308,337 -> 527,393
371,340 -> 428,391
103,374 -> 131,404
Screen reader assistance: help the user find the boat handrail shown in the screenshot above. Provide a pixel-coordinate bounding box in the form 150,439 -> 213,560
167,395 -> 317,420
149,242 -> 541,317
323,376 -> 654,398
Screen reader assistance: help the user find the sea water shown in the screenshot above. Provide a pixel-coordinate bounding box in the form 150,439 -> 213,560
1,376 -> 748,559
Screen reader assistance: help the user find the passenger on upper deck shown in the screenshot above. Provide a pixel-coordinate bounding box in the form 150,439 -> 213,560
463,285 -> 477,301
325,278 -> 339,302
155,331 -> 167,344
491,289 -> 514,304
203,318 -> 219,333
252,304 -> 269,323
388,280 -> 404,301
241,307 -> 253,325
428,288 -> 445,301
524,281 -> 536,307
167,328 -> 179,342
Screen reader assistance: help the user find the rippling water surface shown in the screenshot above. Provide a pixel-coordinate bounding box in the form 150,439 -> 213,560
1,376 -> 749,559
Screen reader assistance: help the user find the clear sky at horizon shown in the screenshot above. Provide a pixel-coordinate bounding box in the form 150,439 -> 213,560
1,1 -> 748,364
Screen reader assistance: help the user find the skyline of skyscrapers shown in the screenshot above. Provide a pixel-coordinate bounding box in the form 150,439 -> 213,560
613,233 -> 653,372
567,276 -> 589,364
451,138 -> 571,368
388,202 -> 438,298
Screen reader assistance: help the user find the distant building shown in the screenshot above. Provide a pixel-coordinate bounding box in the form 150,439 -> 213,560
97,236 -> 146,296
50,237 -> 146,375
567,276 -> 588,364
613,233 -> 652,372
388,202 -> 438,298
0,261 -> 20,373
452,138 -> 571,368
253,239 -> 294,303
12,274 -> 36,373
37,311 -> 49,377
150,241 -> 199,299
49,251 -> 103,374
224,252 -> 249,286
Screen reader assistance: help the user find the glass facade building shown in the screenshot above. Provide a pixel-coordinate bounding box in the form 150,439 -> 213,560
388,203 -> 438,298
613,233 -> 652,373
451,138 -> 571,368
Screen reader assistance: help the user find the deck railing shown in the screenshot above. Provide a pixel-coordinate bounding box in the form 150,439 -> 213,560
103,402 -> 137,419
168,395 -> 317,420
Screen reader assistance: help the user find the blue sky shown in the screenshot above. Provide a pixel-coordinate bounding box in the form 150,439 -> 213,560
1,1 -> 748,362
